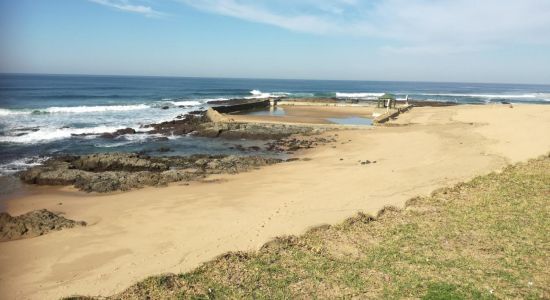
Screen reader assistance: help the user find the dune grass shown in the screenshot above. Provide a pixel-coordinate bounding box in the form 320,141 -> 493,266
72,154 -> 549,299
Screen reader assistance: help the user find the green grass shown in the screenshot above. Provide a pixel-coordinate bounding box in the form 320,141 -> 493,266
74,154 -> 550,299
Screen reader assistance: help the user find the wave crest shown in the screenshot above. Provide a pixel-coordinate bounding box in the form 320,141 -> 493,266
0,126 -> 125,144
44,104 -> 150,113
0,104 -> 151,116
336,92 -> 384,98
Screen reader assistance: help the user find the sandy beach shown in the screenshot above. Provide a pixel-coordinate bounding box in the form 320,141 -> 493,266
1,104 -> 549,299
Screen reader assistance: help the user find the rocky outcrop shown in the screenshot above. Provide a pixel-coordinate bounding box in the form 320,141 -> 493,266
199,122 -> 322,140
265,136 -> 337,153
100,128 -> 136,139
141,111 -> 324,140
20,153 -> 283,193
70,153 -> 169,172
0,209 -> 86,242
144,113 -> 209,136
210,99 -> 270,113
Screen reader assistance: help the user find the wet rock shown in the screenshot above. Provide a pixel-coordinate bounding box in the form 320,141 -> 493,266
100,128 -> 136,139
20,153 -> 283,193
152,136 -> 170,142
206,98 -> 257,105
142,111 -> 322,140
161,106 -> 170,110
188,110 -> 206,115
0,209 -> 86,242
143,113 -> 209,136
265,136 -> 336,153
70,153 -> 169,172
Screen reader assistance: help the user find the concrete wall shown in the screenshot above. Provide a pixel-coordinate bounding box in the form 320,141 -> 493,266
373,105 -> 412,124
211,100 -> 270,114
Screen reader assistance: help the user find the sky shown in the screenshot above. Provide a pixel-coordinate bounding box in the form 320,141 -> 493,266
0,0 -> 549,84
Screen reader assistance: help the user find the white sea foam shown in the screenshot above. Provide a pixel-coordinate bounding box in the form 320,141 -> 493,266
336,92 -> 384,98
419,93 -> 544,99
246,90 -> 272,99
0,126 -> 125,144
0,108 -> 31,116
0,156 -> 50,175
43,104 -> 150,113
244,90 -> 291,99
94,133 -> 169,148
166,100 -> 204,106
1,104 -> 151,116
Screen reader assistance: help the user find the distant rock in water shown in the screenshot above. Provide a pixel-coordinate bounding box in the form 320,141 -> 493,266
0,209 -> 86,242
100,127 -> 136,139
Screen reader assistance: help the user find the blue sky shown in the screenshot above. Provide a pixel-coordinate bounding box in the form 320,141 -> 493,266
1,0 -> 549,84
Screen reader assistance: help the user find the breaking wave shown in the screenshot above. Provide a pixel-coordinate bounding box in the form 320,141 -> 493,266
0,156 -> 50,175
0,126 -> 125,144
336,92 -> 385,98
419,93 -> 549,99
0,104 -> 151,116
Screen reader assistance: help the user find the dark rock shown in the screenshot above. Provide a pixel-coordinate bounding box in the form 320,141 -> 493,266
100,128 -> 136,139
161,106 -> 170,110
71,153 -> 169,172
143,110 -> 323,140
19,153 -> 283,193
265,136 -> 336,153
188,110 -> 206,115
0,209 -> 86,242
144,113 -> 209,136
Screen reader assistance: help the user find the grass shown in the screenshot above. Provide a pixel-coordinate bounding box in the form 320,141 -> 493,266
72,154 -> 550,299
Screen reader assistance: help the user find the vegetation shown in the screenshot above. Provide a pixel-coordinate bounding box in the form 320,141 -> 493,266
72,155 -> 550,299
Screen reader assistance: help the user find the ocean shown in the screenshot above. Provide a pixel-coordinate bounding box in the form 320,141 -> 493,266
1,73 -> 549,175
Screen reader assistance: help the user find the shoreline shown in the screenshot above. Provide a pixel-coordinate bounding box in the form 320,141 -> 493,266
0,104 -> 549,299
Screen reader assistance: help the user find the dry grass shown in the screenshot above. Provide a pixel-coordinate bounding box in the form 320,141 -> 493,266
69,154 -> 550,299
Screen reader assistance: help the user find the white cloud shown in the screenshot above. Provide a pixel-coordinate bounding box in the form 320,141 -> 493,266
180,0 -> 550,53
89,0 -> 163,17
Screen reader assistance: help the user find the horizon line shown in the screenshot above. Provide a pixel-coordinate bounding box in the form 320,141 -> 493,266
1,72 -> 549,87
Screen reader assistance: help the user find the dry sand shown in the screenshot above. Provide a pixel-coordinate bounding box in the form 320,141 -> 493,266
0,104 -> 549,299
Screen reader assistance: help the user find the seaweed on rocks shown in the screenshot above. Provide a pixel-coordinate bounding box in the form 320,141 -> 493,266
19,153 -> 283,193
141,111 -> 324,140
265,136 -> 337,153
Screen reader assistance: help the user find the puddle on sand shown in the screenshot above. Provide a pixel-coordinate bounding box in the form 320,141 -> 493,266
326,116 -> 373,126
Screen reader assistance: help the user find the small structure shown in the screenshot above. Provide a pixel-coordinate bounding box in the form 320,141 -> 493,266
377,93 -> 396,108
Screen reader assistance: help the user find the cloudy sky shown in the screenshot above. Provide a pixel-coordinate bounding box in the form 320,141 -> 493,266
1,0 -> 549,83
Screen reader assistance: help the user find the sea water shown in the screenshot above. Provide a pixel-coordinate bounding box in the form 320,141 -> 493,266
1,74 -> 549,174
